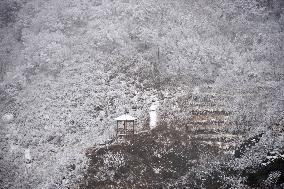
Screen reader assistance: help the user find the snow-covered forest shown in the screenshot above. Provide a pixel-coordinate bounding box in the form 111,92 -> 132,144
0,0 -> 283,188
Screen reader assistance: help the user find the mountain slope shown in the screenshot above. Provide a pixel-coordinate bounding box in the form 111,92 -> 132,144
0,0 -> 283,188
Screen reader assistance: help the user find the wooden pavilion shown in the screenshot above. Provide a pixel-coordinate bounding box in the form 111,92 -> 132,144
114,114 -> 137,138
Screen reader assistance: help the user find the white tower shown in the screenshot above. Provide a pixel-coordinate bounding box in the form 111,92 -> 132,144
149,100 -> 159,130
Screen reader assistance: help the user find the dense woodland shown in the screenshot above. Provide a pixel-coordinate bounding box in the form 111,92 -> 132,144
0,0 -> 283,188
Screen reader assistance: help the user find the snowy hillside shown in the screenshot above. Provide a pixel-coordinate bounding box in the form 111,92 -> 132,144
0,0 -> 283,188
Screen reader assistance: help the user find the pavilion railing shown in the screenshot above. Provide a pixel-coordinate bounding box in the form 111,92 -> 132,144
117,128 -> 134,135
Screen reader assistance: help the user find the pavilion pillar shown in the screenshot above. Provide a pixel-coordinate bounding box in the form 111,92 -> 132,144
116,121 -> 118,138
124,120 -> 126,134
133,120 -> 134,134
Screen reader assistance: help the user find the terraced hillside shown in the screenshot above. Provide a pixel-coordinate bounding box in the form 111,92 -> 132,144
160,92 -> 240,153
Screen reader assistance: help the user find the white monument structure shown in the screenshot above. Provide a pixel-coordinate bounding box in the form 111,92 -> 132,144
149,100 -> 159,130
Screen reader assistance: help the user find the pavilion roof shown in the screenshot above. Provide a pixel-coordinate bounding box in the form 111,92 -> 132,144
114,114 -> 137,121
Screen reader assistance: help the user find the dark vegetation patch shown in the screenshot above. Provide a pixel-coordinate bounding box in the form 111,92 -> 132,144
80,125 -> 284,189
0,1 -> 22,27
234,133 -> 264,158
80,127 -> 228,189
243,152 -> 284,187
